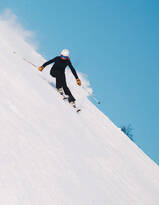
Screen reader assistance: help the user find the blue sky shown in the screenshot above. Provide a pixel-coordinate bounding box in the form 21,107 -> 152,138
0,0 -> 159,165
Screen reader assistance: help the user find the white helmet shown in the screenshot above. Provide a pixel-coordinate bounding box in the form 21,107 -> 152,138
61,49 -> 69,57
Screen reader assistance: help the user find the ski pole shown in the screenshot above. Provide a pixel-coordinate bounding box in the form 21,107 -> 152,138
82,86 -> 101,104
13,51 -> 37,68
22,58 -> 37,68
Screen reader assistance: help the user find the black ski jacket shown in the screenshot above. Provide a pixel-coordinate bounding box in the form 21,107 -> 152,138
42,56 -> 79,79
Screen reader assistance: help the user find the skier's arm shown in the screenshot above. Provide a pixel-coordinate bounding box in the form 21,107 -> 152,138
42,57 -> 57,68
68,60 -> 78,79
68,60 -> 81,86
38,57 -> 57,72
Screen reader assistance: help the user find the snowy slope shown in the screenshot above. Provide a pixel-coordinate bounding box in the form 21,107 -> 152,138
0,11 -> 159,205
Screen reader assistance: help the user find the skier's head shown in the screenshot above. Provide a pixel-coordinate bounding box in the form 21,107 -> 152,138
60,49 -> 69,60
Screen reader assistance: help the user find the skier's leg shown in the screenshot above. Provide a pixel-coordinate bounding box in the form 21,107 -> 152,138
61,74 -> 76,102
56,75 -> 63,95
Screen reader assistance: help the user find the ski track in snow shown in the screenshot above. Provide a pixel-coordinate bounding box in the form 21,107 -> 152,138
0,13 -> 159,205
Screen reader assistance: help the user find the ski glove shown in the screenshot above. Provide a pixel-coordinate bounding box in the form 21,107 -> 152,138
38,66 -> 44,72
76,78 -> 81,86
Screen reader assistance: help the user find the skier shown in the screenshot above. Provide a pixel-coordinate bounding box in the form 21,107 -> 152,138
38,49 -> 81,106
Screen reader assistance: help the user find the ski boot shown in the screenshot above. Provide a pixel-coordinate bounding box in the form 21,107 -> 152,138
69,101 -> 81,113
57,88 -> 68,100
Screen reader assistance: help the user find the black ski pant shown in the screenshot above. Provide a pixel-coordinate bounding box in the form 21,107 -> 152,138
55,73 -> 75,102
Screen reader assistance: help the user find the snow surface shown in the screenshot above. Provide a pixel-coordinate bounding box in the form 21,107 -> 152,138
0,11 -> 159,205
